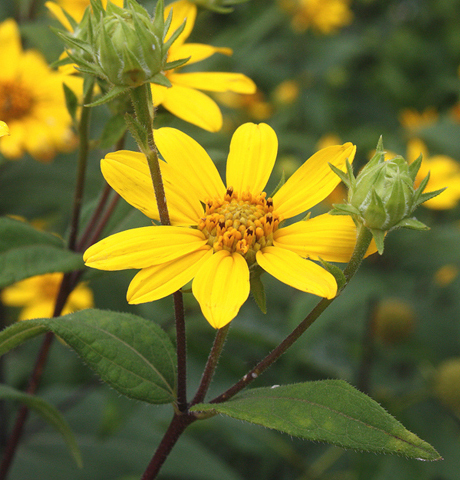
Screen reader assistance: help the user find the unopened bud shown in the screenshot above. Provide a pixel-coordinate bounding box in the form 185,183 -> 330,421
329,137 -> 445,253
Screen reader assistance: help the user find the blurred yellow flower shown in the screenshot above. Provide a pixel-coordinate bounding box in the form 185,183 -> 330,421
434,264 -> 459,287
46,0 -> 124,31
407,139 -> 460,210
215,90 -> 273,122
84,123 -> 376,329
1,273 -> 93,321
0,121 -> 9,137
150,0 -> 256,132
272,79 -> 300,106
0,19 -> 81,161
399,107 -> 438,131
279,0 -> 353,34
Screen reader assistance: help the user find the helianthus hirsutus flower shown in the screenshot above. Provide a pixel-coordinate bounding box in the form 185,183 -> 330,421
150,0 -> 257,132
0,19 -> 81,161
84,123 -> 375,328
1,273 -> 93,321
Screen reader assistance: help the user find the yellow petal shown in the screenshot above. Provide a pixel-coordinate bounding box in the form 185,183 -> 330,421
274,214 -> 377,262
45,2 -> 74,31
226,123 -> 278,195
155,127 -> 226,202
165,0 -> 196,46
0,19 -> 22,80
273,143 -> 356,220
170,72 -> 257,94
256,246 -> 337,299
170,43 -> 232,65
192,250 -> 250,329
0,121 -> 9,137
161,84 -> 223,132
150,82 -> 168,106
84,226 -> 207,271
127,248 -> 212,304
102,150 -> 203,225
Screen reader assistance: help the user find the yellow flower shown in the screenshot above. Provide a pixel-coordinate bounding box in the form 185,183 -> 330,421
399,107 -> 438,131
407,139 -> 460,210
279,0 -> 353,34
84,123 -> 374,329
0,19 -> 81,161
0,121 -> 9,137
1,273 -> 93,321
150,0 -> 257,132
46,0 -> 124,31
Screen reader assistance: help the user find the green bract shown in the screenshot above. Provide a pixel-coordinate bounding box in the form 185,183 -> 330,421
329,137 -> 445,254
54,0 -> 189,104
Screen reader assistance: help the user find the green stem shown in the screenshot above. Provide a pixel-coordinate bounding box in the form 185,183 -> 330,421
68,78 -> 95,251
211,225 -> 374,404
128,83 -> 186,410
191,324 -> 231,406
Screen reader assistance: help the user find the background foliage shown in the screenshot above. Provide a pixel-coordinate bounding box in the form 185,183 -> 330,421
1,0 -> 460,478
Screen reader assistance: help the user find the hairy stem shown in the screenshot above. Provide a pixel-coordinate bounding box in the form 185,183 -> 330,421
128,84 -> 187,410
191,324 -> 231,406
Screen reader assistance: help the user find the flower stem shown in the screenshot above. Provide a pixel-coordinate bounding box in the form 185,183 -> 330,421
191,324 -> 231,406
128,84 -> 187,410
141,413 -> 196,480
68,78 -> 95,251
210,225 -> 374,404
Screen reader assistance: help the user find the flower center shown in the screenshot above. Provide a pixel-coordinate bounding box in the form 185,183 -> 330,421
198,187 -> 280,265
0,81 -> 34,122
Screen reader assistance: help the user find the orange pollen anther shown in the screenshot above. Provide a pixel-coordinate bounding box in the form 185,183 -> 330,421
198,188 -> 280,263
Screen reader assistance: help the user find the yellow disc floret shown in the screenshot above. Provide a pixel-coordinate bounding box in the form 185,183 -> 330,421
198,187 -> 280,265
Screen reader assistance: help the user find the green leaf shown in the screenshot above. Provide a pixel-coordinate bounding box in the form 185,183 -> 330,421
191,381 -> 442,461
62,82 -> 79,123
0,384 -> 82,468
0,217 -> 84,289
0,319 -> 49,356
45,310 -> 177,404
0,310 -> 177,404
250,267 -> 266,314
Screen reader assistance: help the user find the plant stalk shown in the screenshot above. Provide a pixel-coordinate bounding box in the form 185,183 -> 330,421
128,84 -> 187,410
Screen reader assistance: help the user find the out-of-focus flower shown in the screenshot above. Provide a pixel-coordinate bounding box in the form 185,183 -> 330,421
0,19 -> 81,161
399,107 -> 438,131
46,0 -> 124,31
84,123 -> 375,329
434,358 -> 460,413
407,139 -> 460,210
272,79 -> 300,106
0,121 -> 9,137
1,273 -> 93,320
372,298 -> 415,345
215,90 -> 273,122
279,0 -> 353,34
150,0 -> 256,131
434,264 -> 459,287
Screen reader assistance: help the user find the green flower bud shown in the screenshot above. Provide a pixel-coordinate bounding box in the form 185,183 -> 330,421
54,0 -> 189,105
329,137 -> 446,253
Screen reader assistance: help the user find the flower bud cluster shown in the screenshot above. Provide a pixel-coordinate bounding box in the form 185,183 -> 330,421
55,0 -> 188,101
329,137 -> 445,253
